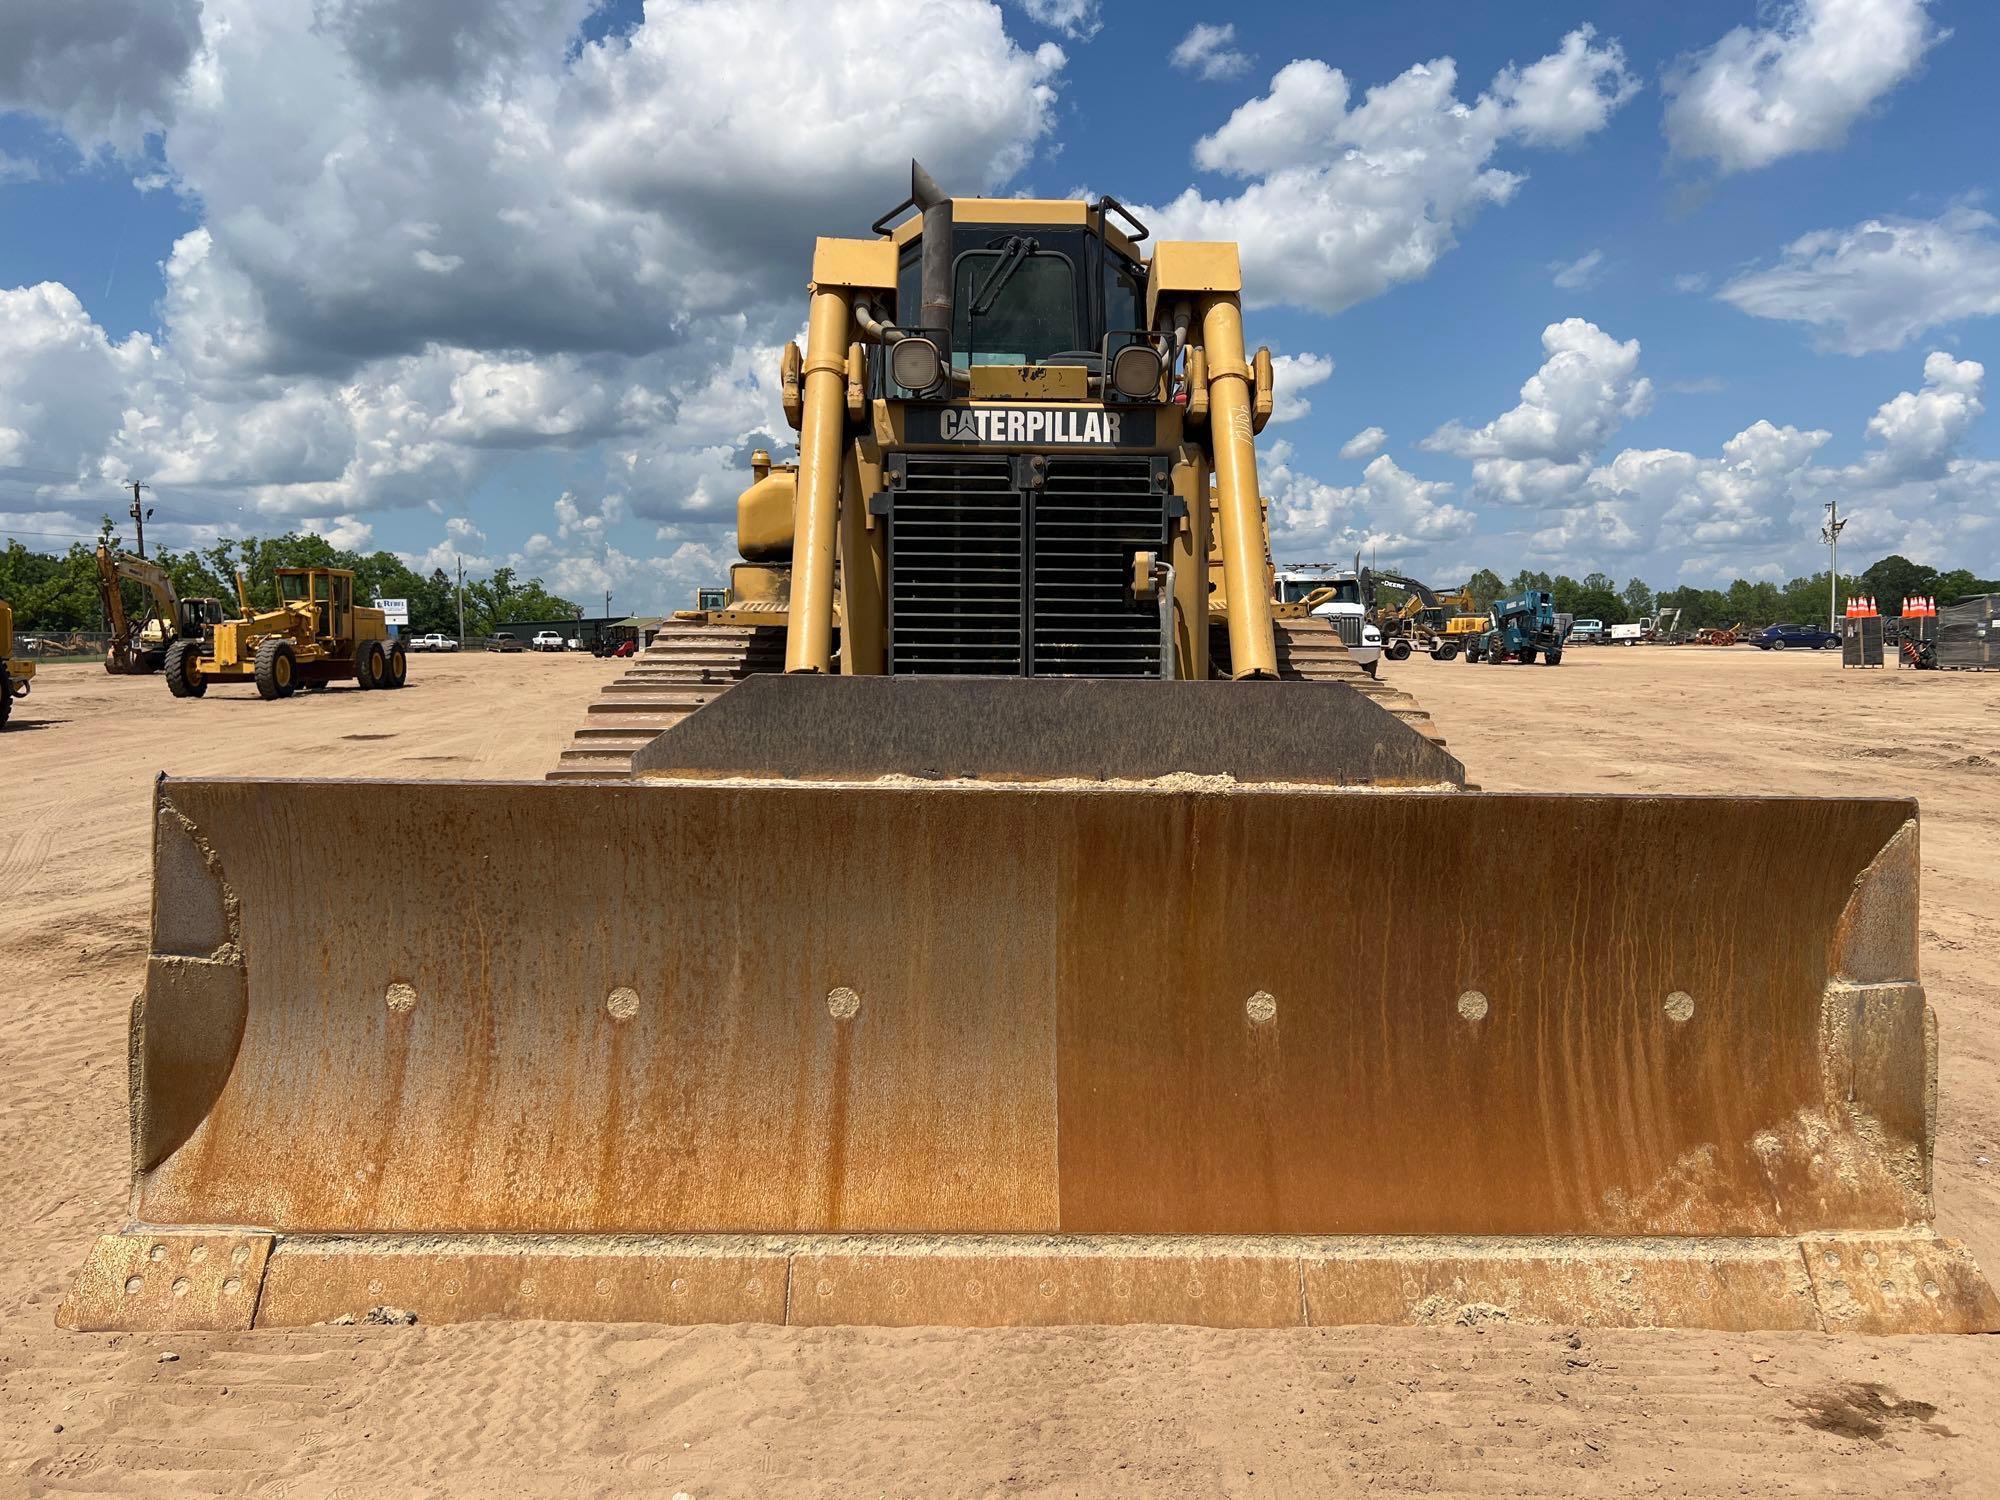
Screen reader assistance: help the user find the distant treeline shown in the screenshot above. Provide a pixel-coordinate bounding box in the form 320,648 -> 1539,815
1452,555 -> 2000,630
0,521 -> 579,638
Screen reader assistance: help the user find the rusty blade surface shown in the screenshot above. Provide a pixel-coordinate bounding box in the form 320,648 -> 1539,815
131,778 -> 1927,1240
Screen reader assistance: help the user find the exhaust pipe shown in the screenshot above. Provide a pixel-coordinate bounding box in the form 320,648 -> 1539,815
911,161 -> 952,366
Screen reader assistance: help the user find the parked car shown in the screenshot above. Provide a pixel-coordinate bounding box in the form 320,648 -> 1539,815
1568,618 -> 1605,644
489,632 -> 525,653
412,632 -> 460,653
531,630 -> 566,652
1753,623 -> 1839,651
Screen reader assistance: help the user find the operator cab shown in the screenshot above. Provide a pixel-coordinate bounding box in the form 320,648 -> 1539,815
1273,568 -> 1365,610
275,567 -> 355,642
879,196 -> 1163,401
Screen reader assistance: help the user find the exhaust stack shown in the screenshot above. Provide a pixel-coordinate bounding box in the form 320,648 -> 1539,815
911,160 -> 952,366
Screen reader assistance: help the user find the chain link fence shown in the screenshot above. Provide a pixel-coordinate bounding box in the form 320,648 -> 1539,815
9,630 -> 110,664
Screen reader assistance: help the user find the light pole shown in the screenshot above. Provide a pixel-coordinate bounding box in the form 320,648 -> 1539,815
1821,500 -> 1848,633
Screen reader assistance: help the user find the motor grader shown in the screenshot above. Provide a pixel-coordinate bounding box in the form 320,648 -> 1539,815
64,165 -> 1997,1337
162,565 -> 408,700
0,599 -> 32,730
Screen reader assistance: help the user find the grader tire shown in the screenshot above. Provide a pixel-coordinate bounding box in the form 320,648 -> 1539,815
254,639 -> 298,700
164,640 -> 208,699
384,642 -> 409,689
0,669 -> 9,729
355,640 -> 386,690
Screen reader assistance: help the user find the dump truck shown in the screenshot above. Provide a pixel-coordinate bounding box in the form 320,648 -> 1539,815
163,565 -> 407,699
0,599 -> 32,730
62,165 -> 1997,1337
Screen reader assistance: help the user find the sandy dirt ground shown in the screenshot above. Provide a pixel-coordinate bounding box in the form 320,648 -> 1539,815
2,648 -> 1997,1497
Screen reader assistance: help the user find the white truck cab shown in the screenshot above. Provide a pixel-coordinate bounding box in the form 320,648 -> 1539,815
1273,567 -> 1384,674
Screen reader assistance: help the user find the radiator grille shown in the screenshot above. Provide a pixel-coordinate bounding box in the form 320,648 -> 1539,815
1032,457 -> 1164,677
886,451 -> 1167,677
1325,613 -> 1363,647
886,453 -> 1023,675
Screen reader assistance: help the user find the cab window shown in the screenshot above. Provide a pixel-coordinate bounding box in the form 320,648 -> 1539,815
953,251 -> 1078,368
279,573 -> 309,602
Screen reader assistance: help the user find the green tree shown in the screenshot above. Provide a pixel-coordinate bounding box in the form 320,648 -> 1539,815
1859,553 -> 1938,613
1509,568 -> 1554,595
460,565 -> 580,636
1569,587 -> 1626,625
1935,568 -> 2000,605
1464,568 -> 1505,611
1620,577 -> 1653,617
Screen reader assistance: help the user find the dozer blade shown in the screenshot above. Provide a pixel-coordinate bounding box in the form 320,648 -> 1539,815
63,762 -> 1998,1334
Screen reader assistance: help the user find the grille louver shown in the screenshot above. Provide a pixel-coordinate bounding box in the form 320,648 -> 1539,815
886,450 -> 1168,677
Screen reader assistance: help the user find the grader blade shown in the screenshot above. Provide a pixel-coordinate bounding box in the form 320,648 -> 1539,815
63,773 -> 1998,1334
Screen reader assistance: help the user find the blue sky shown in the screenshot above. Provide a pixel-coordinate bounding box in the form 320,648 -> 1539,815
1,0 -> 1995,606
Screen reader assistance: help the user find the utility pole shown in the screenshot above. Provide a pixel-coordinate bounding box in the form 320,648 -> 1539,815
456,556 -> 466,644
604,589 -> 612,621
127,480 -> 151,558
1821,500 -> 1848,633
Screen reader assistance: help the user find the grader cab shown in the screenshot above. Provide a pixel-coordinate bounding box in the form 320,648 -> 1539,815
63,165 -> 1998,1337
163,566 -> 408,700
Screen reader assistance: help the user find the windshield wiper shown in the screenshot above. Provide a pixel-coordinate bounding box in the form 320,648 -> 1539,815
969,235 -> 1038,318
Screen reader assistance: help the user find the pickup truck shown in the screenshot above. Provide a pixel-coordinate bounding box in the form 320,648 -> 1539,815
411,632 -> 460,653
531,630 -> 567,652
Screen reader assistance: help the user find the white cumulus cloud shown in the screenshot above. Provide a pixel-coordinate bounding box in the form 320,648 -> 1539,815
1663,0 -> 1942,174
1014,0 -> 1099,39
1422,318 -> 1652,504
1339,426 -> 1388,462
1267,352 -> 1334,424
1140,27 -> 1637,317
1717,205 -> 2000,354
1550,249 -> 1604,290
1169,23 -> 1251,82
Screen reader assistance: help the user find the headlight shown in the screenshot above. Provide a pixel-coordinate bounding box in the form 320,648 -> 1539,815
1362,625 -> 1381,643
888,336 -> 942,393
1109,343 -> 1164,400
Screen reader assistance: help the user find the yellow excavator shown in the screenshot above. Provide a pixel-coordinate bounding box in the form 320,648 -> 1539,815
93,546 -> 226,675
63,166 -> 1997,1337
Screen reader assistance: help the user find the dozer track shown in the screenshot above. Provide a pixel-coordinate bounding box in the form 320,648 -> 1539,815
547,617 -> 786,780
1213,617 -> 1446,747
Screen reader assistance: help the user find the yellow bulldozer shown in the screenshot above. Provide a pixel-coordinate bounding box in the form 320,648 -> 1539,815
162,564 -> 408,700
0,599 -> 33,730
63,165 -> 1996,1336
